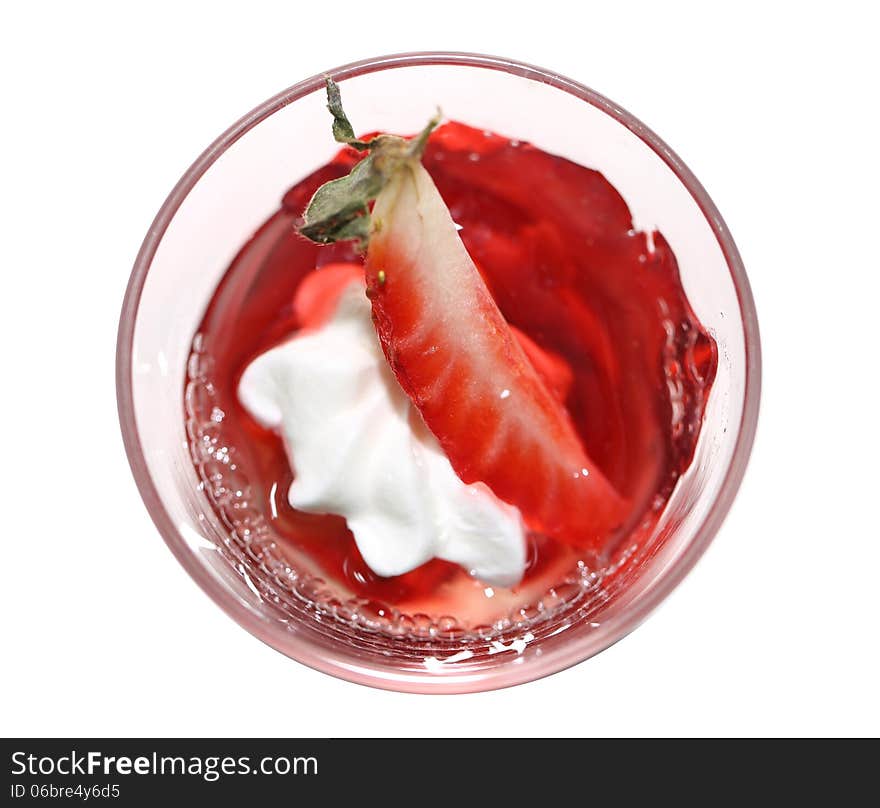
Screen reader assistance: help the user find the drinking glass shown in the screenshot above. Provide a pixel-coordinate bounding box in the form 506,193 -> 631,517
117,52 -> 761,693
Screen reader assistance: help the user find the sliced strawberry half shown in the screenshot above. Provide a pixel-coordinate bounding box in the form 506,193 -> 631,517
363,162 -> 625,548
297,78 -> 627,550
293,261 -> 364,329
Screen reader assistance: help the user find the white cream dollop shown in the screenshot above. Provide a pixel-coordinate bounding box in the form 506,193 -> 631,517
237,278 -> 526,587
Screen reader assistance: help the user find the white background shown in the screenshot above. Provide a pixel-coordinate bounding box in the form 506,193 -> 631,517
3,1 -> 878,737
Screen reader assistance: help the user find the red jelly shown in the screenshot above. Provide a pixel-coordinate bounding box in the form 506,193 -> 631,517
185,122 -> 717,628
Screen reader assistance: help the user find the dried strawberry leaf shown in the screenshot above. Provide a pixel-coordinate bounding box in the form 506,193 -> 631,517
325,76 -> 372,151
299,154 -> 383,246
298,77 -> 441,248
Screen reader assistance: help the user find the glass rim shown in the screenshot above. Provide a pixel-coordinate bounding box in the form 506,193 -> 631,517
116,51 -> 762,693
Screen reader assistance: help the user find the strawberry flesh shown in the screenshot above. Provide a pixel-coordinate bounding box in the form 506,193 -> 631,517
365,162 -> 626,549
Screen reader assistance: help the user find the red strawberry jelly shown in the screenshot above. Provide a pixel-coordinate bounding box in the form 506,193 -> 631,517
186,121 -> 717,624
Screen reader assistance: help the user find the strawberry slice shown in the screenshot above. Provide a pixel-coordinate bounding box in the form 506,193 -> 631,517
364,162 -> 625,548
298,79 -> 626,550
293,261 -> 364,329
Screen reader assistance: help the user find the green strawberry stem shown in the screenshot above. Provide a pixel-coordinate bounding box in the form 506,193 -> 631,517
298,77 -> 441,249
